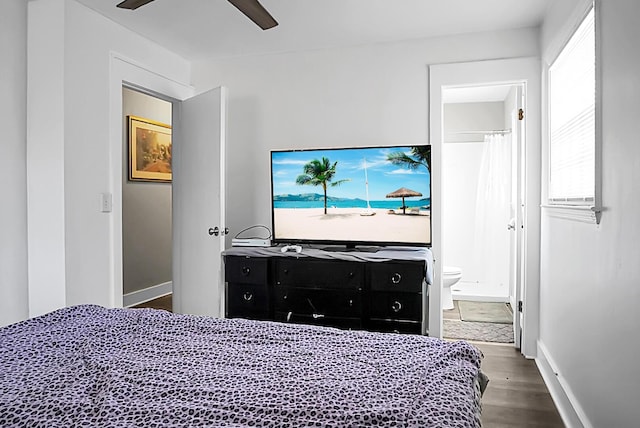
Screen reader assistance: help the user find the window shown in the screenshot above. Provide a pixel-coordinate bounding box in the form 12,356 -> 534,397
548,6 -> 596,204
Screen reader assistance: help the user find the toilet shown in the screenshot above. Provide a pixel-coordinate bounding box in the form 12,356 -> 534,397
442,266 -> 462,310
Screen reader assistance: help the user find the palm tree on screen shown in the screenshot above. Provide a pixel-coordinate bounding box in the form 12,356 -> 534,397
296,157 -> 350,214
387,146 -> 431,173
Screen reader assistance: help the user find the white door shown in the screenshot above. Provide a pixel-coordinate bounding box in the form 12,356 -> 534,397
172,87 -> 227,317
510,85 -> 525,349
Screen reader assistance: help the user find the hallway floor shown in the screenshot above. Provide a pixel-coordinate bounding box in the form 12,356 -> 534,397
133,294 -> 172,311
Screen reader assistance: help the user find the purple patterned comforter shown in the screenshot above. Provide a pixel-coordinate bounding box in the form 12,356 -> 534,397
0,305 -> 483,427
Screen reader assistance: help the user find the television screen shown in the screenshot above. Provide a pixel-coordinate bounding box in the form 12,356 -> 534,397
270,145 -> 431,247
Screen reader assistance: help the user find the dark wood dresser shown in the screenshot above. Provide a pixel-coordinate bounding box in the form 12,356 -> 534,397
223,247 -> 431,335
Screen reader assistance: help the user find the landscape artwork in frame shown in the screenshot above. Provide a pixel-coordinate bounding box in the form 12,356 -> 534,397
128,115 -> 172,182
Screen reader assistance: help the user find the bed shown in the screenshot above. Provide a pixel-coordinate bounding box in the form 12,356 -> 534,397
0,305 -> 486,427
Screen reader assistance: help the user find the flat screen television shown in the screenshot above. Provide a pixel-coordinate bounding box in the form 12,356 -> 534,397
270,145 -> 431,248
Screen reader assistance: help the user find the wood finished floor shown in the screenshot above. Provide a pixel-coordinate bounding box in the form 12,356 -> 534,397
135,295 -> 565,427
133,294 -> 172,312
472,341 -> 564,427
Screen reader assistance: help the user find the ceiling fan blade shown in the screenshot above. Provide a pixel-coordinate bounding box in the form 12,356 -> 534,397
227,0 -> 278,30
117,0 -> 156,10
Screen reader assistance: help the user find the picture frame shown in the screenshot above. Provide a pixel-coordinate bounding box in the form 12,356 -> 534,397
128,115 -> 172,182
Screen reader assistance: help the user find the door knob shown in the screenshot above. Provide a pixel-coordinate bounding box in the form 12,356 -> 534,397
209,227 -> 219,236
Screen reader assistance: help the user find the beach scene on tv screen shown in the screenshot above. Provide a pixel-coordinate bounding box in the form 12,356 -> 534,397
271,146 -> 431,245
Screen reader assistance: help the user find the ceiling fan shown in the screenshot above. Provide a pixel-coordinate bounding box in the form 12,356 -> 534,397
116,0 -> 278,30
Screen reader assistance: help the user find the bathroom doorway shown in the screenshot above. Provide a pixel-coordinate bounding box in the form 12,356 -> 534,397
428,57 -> 540,357
440,83 -> 524,345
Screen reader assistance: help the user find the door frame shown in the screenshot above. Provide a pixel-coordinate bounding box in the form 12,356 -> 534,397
429,57 -> 541,357
108,53 -> 194,309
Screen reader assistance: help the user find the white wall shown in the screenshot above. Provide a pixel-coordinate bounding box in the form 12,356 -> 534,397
26,0 -> 191,316
192,28 -> 540,244
27,0 -> 67,318
538,0 -> 640,426
0,0 -> 29,327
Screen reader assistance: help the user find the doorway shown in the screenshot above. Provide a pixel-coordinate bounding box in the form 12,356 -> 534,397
428,57 -> 541,357
109,55 -> 227,319
121,87 -> 173,307
440,83 -> 522,345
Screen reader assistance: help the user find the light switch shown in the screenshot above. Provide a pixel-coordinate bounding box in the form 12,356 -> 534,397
100,193 -> 112,213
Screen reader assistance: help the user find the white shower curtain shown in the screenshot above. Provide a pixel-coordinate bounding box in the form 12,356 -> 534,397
474,133 -> 512,292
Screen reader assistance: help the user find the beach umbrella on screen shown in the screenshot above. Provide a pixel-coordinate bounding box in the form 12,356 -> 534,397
386,187 -> 422,215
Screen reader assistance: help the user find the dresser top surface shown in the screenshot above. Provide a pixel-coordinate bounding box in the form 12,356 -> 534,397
223,246 -> 433,284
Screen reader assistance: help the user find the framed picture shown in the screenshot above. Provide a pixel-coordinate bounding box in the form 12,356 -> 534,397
128,115 -> 172,182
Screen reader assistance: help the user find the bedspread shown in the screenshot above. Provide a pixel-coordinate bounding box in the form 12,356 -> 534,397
0,305 -> 483,427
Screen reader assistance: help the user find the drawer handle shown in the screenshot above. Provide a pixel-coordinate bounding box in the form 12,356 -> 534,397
243,292 -> 253,301
241,266 -> 251,276
307,298 -> 325,319
391,301 -> 402,313
391,273 -> 402,284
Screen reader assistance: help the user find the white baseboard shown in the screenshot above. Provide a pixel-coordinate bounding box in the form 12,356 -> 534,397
123,281 -> 172,308
536,341 -> 593,428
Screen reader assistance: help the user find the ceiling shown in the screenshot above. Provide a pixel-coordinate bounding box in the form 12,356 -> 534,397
76,0 -> 553,62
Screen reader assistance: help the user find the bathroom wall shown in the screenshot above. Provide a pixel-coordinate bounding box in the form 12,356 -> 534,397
442,101 -> 510,301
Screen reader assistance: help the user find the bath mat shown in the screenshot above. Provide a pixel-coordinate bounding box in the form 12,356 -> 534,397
443,319 -> 514,343
458,300 -> 512,324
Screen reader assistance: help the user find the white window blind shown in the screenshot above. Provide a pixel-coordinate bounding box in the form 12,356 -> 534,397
548,7 -> 595,202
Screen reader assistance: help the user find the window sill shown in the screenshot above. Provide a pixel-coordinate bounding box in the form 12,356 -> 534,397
541,204 -> 602,224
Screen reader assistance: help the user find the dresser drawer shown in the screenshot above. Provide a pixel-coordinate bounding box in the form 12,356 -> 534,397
226,283 -> 269,319
274,288 -> 362,318
225,256 -> 268,285
275,259 -> 364,290
369,291 -> 422,321
275,312 -> 362,330
367,319 -> 422,335
369,261 -> 424,292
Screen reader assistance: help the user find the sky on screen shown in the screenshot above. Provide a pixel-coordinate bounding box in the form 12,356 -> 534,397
271,146 -> 431,201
